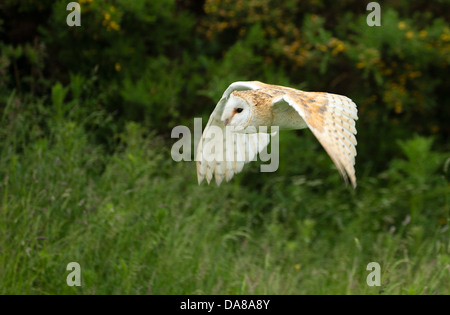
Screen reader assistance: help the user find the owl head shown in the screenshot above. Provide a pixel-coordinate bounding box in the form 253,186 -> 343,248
220,94 -> 252,131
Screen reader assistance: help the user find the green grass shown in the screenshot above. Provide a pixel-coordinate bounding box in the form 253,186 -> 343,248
0,97 -> 448,295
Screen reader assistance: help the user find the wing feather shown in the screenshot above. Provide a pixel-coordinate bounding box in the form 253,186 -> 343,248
279,92 -> 358,187
197,81 -> 358,188
197,82 -> 275,186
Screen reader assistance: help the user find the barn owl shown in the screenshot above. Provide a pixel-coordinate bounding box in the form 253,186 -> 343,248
196,81 -> 358,187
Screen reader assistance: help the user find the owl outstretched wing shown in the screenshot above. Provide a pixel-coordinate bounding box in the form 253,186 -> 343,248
196,81 -> 275,185
197,81 -> 358,188
273,91 -> 358,187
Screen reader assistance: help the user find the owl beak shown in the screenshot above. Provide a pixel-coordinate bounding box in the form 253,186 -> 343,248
224,118 -> 229,126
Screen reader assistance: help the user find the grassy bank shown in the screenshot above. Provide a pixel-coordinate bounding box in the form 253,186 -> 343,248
0,95 -> 448,294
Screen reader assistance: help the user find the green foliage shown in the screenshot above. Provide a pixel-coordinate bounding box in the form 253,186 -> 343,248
392,136 -> 445,184
121,55 -> 183,126
0,99 -> 448,294
51,82 -> 68,119
1,0 -> 449,155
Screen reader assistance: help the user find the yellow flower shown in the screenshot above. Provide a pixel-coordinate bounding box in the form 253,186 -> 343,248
356,61 -> 365,69
394,101 -> 402,114
409,71 -> 421,79
104,13 -> 111,21
383,68 -> 392,75
419,30 -> 427,38
332,42 -> 345,55
317,44 -> 327,52
110,21 -> 120,31
398,22 -> 406,30
295,264 -> 301,270
441,34 -> 450,42
115,63 -> 121,72
405,31 -> 414,39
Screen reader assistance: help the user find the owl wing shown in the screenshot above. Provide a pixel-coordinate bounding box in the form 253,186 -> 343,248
196,81 -> 275,185
273,91 -> 358,187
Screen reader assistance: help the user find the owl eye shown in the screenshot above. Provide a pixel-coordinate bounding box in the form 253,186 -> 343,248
236,108 -> 243,113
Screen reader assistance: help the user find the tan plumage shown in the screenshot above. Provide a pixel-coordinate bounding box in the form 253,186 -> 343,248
196,81 -> 358,187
